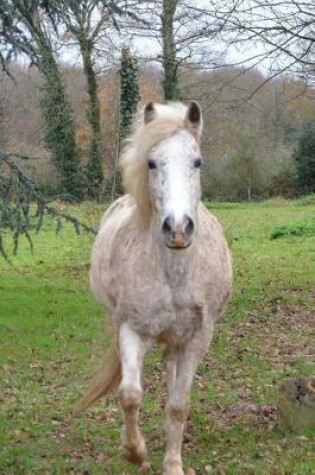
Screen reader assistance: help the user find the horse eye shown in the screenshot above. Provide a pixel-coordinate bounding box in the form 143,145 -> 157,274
194,158 -> 202,168
148,159 -> 157,170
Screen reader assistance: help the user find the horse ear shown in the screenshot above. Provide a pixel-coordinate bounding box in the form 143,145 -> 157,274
144,102 -> 156,124
185,101 -> 203,140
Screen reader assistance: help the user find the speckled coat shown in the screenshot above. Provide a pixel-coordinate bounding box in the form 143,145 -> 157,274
90,194 -> 232,346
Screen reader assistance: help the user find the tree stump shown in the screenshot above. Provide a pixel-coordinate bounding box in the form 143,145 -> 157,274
278,377 -> 315,431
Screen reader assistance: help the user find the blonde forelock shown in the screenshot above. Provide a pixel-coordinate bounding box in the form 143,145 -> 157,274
119,102 -> 194,227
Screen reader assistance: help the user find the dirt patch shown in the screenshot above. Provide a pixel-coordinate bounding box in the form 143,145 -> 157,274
207,402 -> 277,431
227,289 -> 314,362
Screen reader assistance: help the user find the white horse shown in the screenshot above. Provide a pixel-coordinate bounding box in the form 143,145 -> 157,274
76,101 -> 232,475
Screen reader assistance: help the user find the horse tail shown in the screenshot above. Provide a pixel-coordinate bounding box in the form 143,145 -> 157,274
73,344 -> 121,415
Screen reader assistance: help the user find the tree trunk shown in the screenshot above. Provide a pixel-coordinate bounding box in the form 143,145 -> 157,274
39,45 -> 83,200
161,0 -> 180,101
246,185 -> 252,202
80,39 -> 103,198
278,377 -> 315,431
113,47 -> 140,198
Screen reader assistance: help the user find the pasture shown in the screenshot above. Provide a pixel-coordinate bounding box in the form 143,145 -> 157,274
0,199 -> 314,474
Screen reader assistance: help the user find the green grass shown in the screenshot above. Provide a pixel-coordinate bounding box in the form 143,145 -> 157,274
1,199 -> 314,474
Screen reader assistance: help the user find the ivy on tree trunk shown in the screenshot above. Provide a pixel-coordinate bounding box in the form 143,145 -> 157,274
40,50 -> 84,201
161,0 -> 180,101
114,47 -> 140,196
80,39 -> 103,199
294,121 -> 315,195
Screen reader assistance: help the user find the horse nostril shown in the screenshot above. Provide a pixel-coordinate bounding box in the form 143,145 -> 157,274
185,215 -> 195,236
162,215 -> 174,235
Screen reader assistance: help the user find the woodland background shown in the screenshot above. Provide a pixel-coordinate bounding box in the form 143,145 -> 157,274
1,62 -> 315,201
0,0 -> 314,205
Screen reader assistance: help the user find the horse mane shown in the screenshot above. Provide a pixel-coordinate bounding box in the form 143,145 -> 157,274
119,102 -> 192,228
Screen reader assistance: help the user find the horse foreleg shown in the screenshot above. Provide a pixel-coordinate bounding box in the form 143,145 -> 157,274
118,322 -> 151,467
164,348 -> 178,394
163,329 -> 213,475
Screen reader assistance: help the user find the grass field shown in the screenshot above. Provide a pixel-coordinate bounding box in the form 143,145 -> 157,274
0,199 -> 314,475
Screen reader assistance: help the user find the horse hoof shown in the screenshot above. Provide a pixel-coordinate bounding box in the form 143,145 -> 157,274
140,461 -> 152,472
122,445 -> 146,465
163,461 -> 184,475
121,434 -> 147,465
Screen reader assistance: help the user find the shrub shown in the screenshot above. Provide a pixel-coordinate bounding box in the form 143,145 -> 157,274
270,221 -> 315,240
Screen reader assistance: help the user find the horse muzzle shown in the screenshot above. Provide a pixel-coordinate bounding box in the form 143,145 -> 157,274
162,214 -> 195,249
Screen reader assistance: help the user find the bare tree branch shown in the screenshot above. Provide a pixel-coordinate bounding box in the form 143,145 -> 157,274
0,150 -> 96,260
